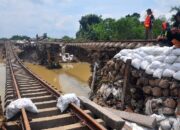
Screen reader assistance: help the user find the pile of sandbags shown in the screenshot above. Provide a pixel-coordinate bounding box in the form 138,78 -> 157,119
114,46 -> 180,80
91,46 -> 180,116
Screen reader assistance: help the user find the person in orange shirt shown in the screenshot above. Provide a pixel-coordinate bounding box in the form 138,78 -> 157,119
144,9 -> 154,40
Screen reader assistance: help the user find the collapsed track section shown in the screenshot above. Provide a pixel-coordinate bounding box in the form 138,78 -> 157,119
4,42 -> 106,130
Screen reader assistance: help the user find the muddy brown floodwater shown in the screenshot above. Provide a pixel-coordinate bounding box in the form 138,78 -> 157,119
0,62 -> 5,106
25,62 -> 91,98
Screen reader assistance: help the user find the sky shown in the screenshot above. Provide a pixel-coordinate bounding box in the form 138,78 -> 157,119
0,0 -> 180,38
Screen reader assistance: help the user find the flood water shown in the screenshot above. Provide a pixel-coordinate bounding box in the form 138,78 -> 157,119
25,62 -> 91,98
0,62 -> 5,106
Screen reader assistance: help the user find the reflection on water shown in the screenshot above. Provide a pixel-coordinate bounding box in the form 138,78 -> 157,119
59,74 -> 90,97
0,63 -> 5,106
25,62 -> 91,98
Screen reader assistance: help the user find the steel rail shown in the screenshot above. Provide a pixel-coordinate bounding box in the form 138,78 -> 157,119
6,44 -> 31,130
10,43 -> 106,130
37,39 -> 158,44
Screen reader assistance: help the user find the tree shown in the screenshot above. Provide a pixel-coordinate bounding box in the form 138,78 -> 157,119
126,13 -> 140,19
61,36 -> 74,42
170,6 -> 180,12
76,14 -> 102,40
170,6 -> 180,22
10,35 -> 30,40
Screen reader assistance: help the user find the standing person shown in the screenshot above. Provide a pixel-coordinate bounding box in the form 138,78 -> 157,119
144,9 -> 154,39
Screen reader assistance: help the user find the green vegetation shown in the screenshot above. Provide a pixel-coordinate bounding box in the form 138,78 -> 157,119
61,36 -> 74,42
75,13 -> 164,41
10,35 -> 30,40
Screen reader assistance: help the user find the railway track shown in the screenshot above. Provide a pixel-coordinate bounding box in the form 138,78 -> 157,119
4,42 -> 107,130
16,39 -> 158,50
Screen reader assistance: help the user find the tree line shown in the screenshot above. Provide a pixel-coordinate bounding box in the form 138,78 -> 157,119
1,6 -> 179,42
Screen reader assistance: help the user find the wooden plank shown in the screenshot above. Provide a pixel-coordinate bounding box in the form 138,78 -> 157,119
105,108 -> 156,128
121,59 -> 131,109
43,119 -> 104,130
79,96 -> 125,130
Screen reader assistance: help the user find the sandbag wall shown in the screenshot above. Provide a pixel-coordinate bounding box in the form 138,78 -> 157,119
91,54 -> 180,117
88,42 -> 155,95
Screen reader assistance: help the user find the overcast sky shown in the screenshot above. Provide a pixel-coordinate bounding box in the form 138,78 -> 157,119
0,0 -> 179,38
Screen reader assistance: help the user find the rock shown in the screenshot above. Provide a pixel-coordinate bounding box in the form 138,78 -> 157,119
170,82 -> 180,89
162,89 -> 169,97
170,88 -> 179,97
175,100 -> 180,116
154,79 -> 161,86
163,98 -> 177,109
116,102 -> 122,109
107,60 -> 114,67
131,70 -> 139,78
152,87 -> 162,97
143,86 -> 152,95
136,78 -> 149,86
149,79 -> 156,86
114,62 -> 120,70
159,80 -> 170,89
162,107 -> 175,115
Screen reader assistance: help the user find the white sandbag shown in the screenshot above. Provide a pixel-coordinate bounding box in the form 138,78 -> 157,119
125,122 -> 149,130
151,47 -> 166,55
164,47 -> 174,55
132,53 -> 143,60
170,63 -> 180,72
154,55 -> 166,62
145,66 -> 154,75
114,53 -> 121,59
131,58 -> 141,69
162,69 -> 175,77
144,55 -> 154,62
173,71 -> 180,80
56,93 -> 80,113
163,55 -> 177,64
148,61 -> 162,70
160,119 -> 171,130
136,51 -> 147,57
6,98 -> 38,120
153,69 -> 164,79
173,118 -> 180,130
119,49 -> 131,56
120,56 -> 131,62
172,48 -> 180,56
140,60 -> 149,70
151,114 -> 166,123
140,46 -> 163,55
175,56 -> 180,63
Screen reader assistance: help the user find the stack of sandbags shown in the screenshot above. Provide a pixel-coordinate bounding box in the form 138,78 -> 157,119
114,46 -> 180,80
91,46 -> 180,116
